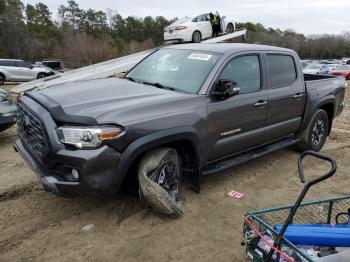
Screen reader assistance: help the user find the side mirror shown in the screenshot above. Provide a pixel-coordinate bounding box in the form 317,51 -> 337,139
211,79 -> 240,99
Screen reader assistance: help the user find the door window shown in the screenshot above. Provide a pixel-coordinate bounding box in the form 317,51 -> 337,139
219,55 -> 261,94
16,61 -> 31,68
266,55 -> 297,88
193,15 -> 206,22
0,60 -> 17,67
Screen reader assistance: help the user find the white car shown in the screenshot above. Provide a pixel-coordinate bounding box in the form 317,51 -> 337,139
303,64 -> 330,75
164,13 -> 236,43
0,59 -> 53,85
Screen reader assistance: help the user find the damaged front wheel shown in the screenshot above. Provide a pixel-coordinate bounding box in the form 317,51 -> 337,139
138,147 -> 184,217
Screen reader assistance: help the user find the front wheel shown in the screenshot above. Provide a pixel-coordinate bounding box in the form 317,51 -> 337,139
37,73 -> 47,79
226,24 -> 234,34
296,109 -> 329,152
138,147 -> 183,217
192,31 -> 202,43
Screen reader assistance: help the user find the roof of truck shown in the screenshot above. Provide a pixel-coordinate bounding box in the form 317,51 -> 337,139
165,43 -> 295,54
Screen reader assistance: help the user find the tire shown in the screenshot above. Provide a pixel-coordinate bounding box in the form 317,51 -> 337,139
138,147 -> 183,217
37,73 -> 47,79
226,24 -> 234,34
0,74 -> 5,85
296,109 -> 329,152
192,31 -> 202,43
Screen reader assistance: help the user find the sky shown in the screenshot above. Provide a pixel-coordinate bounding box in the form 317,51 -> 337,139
22,0 -> 350,35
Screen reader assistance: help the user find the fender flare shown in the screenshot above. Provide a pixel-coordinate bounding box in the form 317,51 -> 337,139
298,96 -> 335,136
0,70 -> 7,79
112,126 -> 201,191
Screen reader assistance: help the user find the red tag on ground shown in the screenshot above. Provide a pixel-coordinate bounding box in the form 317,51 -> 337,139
227,190 -> 244,199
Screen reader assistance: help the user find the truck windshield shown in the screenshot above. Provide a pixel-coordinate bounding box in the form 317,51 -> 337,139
125,48 -> 221,94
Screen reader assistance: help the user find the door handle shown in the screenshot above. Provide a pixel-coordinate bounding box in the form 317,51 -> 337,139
254,100 -> 267,107
292,93 -> 304,99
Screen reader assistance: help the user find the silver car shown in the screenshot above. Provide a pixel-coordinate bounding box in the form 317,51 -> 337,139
0,59 -> 53,85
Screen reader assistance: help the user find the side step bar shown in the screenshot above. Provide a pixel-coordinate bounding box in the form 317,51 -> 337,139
202,137 -> 300,176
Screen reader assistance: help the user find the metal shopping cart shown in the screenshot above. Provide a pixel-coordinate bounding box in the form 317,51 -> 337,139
242,151 -> 350,261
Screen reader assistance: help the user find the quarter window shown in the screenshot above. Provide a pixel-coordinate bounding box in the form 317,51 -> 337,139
266,55 -> 297,88
219,55 -> 261,94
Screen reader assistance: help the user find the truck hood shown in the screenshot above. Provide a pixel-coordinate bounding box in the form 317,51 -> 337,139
36,78 -> 204,125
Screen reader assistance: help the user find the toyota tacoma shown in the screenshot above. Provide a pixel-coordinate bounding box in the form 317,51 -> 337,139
14,44 -> 347,215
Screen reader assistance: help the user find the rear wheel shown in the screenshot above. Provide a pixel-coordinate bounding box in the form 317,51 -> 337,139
37,73 -> 46,79
0,74 -> 5,85
296,109 -> 329,152
226,24 -> 234,34
192,31 -> 202,43
138,147 -> 183,217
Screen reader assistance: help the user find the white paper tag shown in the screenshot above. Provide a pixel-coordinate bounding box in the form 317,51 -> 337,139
188,53 -> 212,61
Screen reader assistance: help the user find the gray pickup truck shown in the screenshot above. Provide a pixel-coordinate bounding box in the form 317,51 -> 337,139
14,44 -> 346,215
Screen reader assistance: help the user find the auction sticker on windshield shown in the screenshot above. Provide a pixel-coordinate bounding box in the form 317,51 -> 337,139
188,53 -> 213,61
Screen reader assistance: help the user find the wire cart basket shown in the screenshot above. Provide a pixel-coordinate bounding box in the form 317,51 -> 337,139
243,151 -> 350,261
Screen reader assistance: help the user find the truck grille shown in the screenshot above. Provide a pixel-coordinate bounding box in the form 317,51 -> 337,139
17,102 -> 50,160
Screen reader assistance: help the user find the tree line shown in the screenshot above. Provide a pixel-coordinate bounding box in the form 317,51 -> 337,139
236,22 -> 350,60
1,0 -> 350,68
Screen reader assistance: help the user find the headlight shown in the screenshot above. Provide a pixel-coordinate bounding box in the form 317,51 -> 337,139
57,126 -> 122,149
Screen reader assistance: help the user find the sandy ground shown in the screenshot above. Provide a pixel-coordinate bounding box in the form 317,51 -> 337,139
1,82 -> 350,262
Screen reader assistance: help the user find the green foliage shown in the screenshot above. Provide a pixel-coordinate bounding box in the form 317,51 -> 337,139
237,22 -> 350,59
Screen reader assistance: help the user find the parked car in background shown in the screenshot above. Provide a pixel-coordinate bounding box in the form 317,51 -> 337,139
300,60 -> 310,69
42,59 -> 63,72
303,64 -> 330,75
328,64 -> 339,72
32,64 -> 58,75
164,13 -> 236,43
0,59 -> 54,85
331,65 -> 350,80
0,88 -> 17,132
342,58 -> 350,65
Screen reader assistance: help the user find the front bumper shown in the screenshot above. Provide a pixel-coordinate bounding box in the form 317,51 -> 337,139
14,138 -> 123,197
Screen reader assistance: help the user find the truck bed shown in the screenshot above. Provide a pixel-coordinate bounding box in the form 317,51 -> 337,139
304,73 -> 338,82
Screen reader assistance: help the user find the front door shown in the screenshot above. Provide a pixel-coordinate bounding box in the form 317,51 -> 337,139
206,54 -> 268,161
15,61 -> 35,81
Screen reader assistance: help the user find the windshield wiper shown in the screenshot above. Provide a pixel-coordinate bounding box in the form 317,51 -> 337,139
124,76 -> 136,82
142,81 -> 175,91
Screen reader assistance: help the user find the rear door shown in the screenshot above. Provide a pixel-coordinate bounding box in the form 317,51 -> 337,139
193,14 -> 211,39
206,53 -> 269,161
264,53 -> 305,141
0,60 -> 18,80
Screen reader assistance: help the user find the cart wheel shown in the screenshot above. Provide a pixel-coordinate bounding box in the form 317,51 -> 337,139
297,109 -> 329,152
